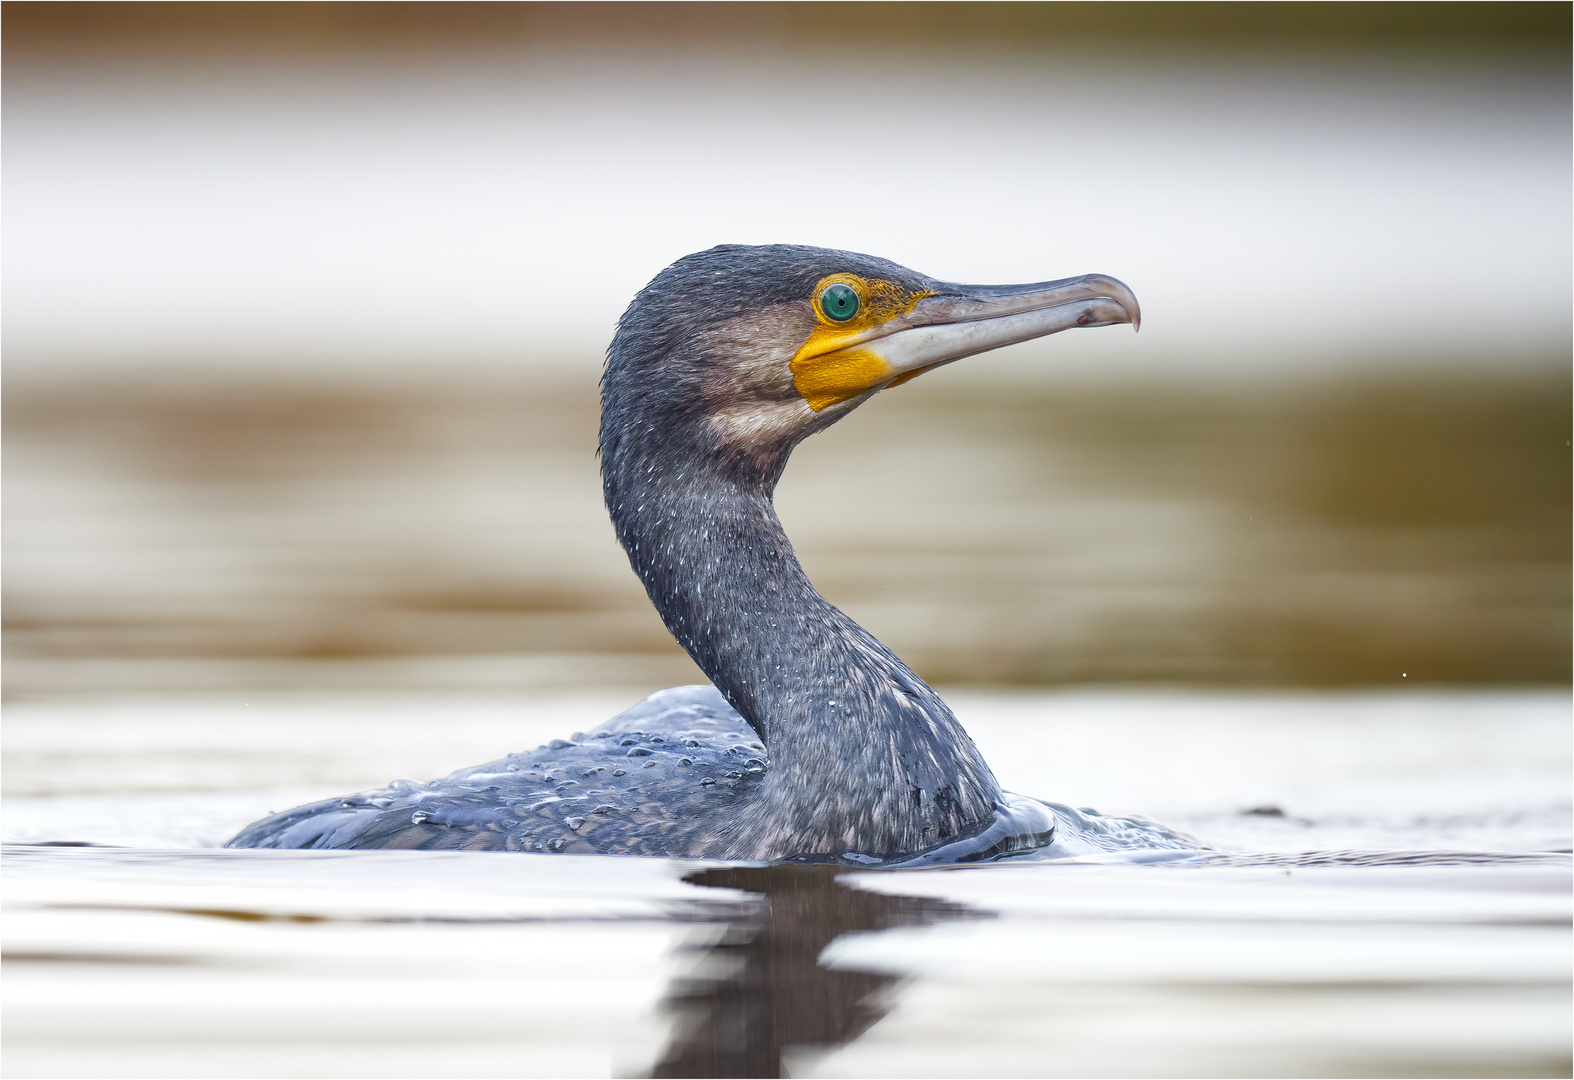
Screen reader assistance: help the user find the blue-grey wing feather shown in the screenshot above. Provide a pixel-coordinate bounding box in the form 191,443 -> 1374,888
226,686 -> 768,856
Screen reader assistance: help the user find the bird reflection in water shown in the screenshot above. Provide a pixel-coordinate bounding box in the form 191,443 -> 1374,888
649,863 -> 980,1079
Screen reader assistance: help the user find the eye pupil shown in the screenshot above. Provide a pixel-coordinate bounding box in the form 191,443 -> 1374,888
820,283 -> 859,322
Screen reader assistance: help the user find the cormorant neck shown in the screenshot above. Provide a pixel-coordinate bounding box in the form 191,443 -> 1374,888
604,443 -> 1001,858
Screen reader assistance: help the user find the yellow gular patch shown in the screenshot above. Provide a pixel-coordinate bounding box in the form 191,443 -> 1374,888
790,274 -> 933,411
791,349 -> 891,413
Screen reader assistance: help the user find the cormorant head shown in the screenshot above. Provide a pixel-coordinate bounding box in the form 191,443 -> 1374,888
602,244 -> 1139,483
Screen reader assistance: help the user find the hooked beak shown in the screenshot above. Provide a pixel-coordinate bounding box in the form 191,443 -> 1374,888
791,274 -> 1140,411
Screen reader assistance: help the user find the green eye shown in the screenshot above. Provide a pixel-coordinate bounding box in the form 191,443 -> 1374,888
820,283 -> 860,322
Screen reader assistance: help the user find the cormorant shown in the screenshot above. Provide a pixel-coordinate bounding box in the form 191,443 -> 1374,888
228,245 -> 1192,864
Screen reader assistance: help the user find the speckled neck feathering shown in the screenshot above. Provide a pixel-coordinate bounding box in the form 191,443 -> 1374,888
227,244 -> 1182,863
600,247 -> 1000,857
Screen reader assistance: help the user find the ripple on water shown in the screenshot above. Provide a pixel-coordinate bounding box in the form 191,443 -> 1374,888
4,843 -> 1569,1079
3,690 -> 1569,1075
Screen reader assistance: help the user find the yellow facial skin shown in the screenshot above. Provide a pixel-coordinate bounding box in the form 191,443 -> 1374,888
790,274 -> 934,411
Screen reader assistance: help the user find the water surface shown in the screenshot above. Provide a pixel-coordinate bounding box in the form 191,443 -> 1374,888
5,690 -> 1568,1078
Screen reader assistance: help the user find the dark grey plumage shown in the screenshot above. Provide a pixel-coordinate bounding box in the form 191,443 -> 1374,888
229,244 -> 1186,862
227,686 -> 769,854
599,247 -> 999,858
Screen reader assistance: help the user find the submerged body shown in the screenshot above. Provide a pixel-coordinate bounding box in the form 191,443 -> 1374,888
229,245 -> 1192,863
229,685 -> 1191,861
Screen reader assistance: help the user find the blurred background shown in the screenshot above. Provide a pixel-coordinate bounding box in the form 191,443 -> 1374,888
4,1 -> 1570,704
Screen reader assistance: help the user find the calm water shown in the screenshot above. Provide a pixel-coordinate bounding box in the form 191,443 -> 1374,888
5,689 -> 1569,1078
